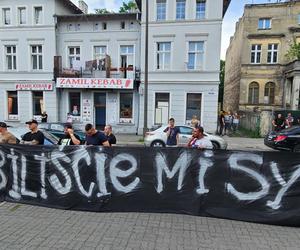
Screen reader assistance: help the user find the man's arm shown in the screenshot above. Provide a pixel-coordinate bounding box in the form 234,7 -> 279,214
70,134 -> 81,145
102,140 -> 110,147
7,134 -> 17,144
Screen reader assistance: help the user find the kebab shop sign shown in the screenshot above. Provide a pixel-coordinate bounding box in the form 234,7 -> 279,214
56,78 -> 134,89
15,83 -> 53,91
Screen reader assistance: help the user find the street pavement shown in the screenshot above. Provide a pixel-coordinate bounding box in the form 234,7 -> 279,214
0,202 -> 299,250
0,135 -> 283,250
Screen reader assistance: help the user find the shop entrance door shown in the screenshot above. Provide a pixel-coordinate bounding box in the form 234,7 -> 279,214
94,93 -> 106,130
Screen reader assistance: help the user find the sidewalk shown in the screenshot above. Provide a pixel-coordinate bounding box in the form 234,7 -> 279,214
0,202 -> 299,250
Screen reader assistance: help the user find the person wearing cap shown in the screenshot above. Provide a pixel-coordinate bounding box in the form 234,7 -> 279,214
58,123 -> 81,146
21,119 -> 44,145
0,122 -> 17,144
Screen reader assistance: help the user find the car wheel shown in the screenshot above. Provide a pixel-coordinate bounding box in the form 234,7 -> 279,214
212,141 -> 220,149
293,144 -> 300,153
151,140 -> 165,147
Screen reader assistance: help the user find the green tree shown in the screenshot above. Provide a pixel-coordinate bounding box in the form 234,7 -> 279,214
95,8 -> 111,14
219,60 -> 225,105
286,42 -> 300,61
119,1 -> 138,13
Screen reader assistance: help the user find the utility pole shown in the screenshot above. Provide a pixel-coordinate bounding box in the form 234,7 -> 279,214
143,0 -> 149,135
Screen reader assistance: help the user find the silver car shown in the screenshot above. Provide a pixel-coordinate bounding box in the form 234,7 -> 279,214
144,125 -> 227,149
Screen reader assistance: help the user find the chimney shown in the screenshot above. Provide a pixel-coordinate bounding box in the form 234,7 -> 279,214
78,0 -> 88,14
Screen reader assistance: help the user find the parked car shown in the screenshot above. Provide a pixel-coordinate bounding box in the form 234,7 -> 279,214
264,126 -> 300,152
38,123 -> 86,143
144,125 -> 228,149
8,127 -> 59,145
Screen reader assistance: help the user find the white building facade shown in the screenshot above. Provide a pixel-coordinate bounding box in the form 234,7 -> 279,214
138,0 -> 229,133
0,0 -> 81,125
0,0 -> 229,134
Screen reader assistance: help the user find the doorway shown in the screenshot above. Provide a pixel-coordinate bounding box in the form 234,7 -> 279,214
94,93 -> 106,130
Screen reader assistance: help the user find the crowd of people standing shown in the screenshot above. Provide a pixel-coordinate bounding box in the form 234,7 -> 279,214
218,110 -> 240,136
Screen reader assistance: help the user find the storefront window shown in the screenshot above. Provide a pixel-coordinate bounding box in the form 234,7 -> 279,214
33,91 -> 44,115
119,93 -> 133,123
186,93 -> 202,122
69,92 -> 81,116
7,91 -> 18,120
155,93 -> 169,124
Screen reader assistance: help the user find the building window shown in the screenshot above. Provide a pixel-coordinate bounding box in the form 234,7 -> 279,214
155,93 -> 169,124
18,7 -> 26,25
250,44 -> 261,64
157,0 -> 166,21
69,92 -> 81,116
264,82 -> 275,104
31,45 -> 43,70
5,45 -> 17,71
119,93 -> 133,123
121,21 -> 125,29
267,44 -> 278,64
67,24 -> 73,31
34,7 -> 43,24
176,0 -> 186,20
102,22 -> 107,30
157,42 -> 171,70
186,93 -> 202,122
120,45 -> 134,76
258,18 -> 271,29
248,82 -> 259,104
7,91 -> 18,119
33,92 -> 44,115
188,41 -> 204,70
75,23 -> 80,31
94,22 -> 99,31
68,47 -> 80,69
196,0 -> 205,19
94,46 -> 107,69
298,14 -> 300,24
3,8 -> 11,25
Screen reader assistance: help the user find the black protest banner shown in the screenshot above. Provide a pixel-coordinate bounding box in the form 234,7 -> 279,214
0,145 -> 300,226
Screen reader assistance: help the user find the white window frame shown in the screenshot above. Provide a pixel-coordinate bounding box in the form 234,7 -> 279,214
119,45 -> 135,71
68,91 -> 82,118
2,7 -> 11,25
75,23 -> 80,31
267,44 -> 278,64
196,0 -> 206,19
176,0 -> 186,20
118,92 -> 135,124
5,45 -> 17,71
68,46 -> 81,69
156,42 -> 171,71
258,18 -> 271,29
184,92 -> 203,125
156,0 -> 167,21
153,92 -> 170,125
33,5 -> 44,25
31,45 -> 43,71
250,44 -> 261,64
17,6 -> 27,25
187,41 -> 204,70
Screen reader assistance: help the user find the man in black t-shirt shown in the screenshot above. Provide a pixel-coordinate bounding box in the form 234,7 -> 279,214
58,123 -> 81,145
272,113 -> 285,132
163,118 -> 180,146
85,123 -> 110,146
21,119 -> 45,145
104,125 -> 116,146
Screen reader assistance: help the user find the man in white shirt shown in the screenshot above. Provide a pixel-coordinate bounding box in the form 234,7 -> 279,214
187,126 -> 213,149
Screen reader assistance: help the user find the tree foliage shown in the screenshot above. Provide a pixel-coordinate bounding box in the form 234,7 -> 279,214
285,42 -> 300,61
119,1 -> 138,13
94,8 -> 111,14
219,60 -> 225,104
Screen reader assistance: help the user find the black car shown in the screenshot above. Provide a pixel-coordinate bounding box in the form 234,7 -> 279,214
264,126 -> 300,152
38,123 -> 86,143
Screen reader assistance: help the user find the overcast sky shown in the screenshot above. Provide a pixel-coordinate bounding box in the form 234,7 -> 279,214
71,0 -> 281,60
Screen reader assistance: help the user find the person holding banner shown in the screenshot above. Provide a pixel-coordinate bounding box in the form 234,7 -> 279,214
187,126 -> 213,149
21,119 -> 44,145
0,122 -> 17,144
85,123 -> 110,146
58,123 -> 81,146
